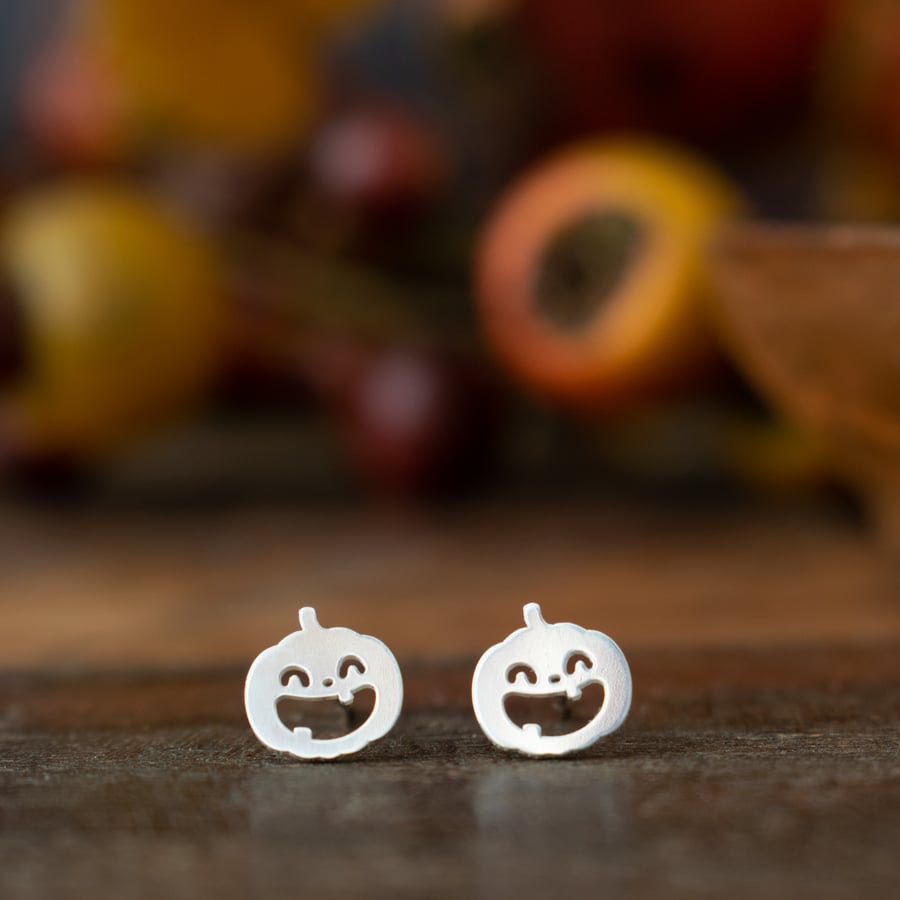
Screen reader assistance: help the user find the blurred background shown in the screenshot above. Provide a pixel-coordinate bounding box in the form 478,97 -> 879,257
2,0 -> 900,670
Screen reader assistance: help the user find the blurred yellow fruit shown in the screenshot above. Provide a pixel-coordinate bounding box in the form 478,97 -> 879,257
2,184 -> 227,459
83,0 -> 318,152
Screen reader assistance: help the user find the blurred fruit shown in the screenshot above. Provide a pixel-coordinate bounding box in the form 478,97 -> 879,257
222,316 -> 495,500
516,0 -> 834,144
22,38 -> 130,167
1,184 -> 227,461
308,102 -> 448,227
328,343 -> 496,497
476,138 -> 742,409
332,0 -> 540,219
82,0 -> 318,152
218,236 -> 481,425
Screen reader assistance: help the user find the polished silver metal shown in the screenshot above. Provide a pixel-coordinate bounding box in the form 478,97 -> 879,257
244,607 -> 403,760
472,603 -> 631,757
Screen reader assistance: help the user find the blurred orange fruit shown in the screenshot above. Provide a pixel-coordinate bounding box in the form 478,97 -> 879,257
82,0 -> 319,152
476,138 -> 742,409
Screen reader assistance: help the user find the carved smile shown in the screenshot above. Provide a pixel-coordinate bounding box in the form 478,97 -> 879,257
276,687 -> 376,740
503,682 -> 606,738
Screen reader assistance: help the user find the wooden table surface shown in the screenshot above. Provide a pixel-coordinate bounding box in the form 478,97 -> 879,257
0,500 -> 896,668
4,647 -> 900,900
2,501 -> 899,898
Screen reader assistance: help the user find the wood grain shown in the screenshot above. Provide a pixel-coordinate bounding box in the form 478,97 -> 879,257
0,501 -> 894,671
3,647 -> 900,900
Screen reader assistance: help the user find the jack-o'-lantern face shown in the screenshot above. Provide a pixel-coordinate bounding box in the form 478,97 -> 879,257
245,608 -> 403,760
472,604 -> 631,756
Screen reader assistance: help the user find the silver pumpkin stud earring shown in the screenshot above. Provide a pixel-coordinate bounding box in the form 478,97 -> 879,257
244,607 -> 403,760
472,603 -> 632,757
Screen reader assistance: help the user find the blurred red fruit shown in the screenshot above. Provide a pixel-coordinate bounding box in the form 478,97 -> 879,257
309,104 -> 447,222
22,39 -> 130,167
516,0 -> 834,144
332,345 -> 496,498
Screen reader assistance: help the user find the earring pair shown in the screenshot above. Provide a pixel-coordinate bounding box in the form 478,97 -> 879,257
244,604 -> 632,760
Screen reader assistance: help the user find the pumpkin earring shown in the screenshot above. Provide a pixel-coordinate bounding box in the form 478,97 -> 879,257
245,607 -> 403,760
472,603 -> 632,757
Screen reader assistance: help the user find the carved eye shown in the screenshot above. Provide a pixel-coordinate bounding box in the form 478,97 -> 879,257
507,664 -> 538,685
280,666 -> 311,687
565,652 -> 593,675
339,655 -> 366,678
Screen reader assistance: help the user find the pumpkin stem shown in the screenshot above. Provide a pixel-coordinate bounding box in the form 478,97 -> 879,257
523,603 -> 546,629
298,607 -> 321,631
